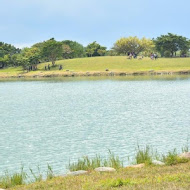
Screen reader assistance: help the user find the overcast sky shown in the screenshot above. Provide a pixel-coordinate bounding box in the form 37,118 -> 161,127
0,0 -> 190,49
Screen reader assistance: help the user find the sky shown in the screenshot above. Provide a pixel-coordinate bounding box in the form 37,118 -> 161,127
0,0 -> 190,49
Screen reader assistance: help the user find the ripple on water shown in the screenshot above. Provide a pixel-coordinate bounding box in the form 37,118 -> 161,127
0,78 -> 190,174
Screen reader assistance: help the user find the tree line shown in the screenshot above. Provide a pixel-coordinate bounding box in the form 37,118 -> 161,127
0,33 -> 190,70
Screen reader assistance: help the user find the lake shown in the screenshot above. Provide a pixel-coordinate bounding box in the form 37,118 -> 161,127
0,76 -> 190,175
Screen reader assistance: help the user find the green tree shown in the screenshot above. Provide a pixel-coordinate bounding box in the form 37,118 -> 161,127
86,41 -> 107,57
61,40 -> 85,58
23,47 -> 41,65
86,48 -> 95,57
42,38 -> 62,66
154,33 -> 190,57
21,47 -> 41,70
0,55 -> 9,68
0,42 -> 20,68
97,48 -> 106,56
113,36 -> 154,55
14,54 -> 29,70
62,44 -> 73,59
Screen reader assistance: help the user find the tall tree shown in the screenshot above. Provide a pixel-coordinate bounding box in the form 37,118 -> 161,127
42,38 -> 62,66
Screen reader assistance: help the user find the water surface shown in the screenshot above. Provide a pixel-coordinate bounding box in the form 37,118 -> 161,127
0,76 -> 190,174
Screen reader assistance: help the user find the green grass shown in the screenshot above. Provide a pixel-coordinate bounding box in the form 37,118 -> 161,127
68,151 -> 123,171
134,146 -> 155,165
37,56 -> 190,72
0,168 -> 26,189
1,146 -> 190,190
162,149 -> 189,166
0,56 -> 190,77
0,165 -> 54,189
9,162 -> 190,190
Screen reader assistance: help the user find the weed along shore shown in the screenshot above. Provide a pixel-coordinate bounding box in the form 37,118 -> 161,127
1,146 -> 190,190
1,57 -> 190,79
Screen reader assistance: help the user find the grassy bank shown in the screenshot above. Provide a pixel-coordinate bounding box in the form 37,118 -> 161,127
0,56 -> 190,78
7,162 -> 190,190
1,146 -> 190,190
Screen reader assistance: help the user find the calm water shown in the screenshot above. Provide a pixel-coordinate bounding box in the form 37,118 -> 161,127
0,76 -> 190,174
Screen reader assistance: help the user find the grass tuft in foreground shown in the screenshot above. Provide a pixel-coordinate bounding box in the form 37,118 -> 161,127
0,167 -> 26,189
68,151 -> 123,171
0,165 -> 54,189
162,149 -> 189,165
134,145 -> 161,165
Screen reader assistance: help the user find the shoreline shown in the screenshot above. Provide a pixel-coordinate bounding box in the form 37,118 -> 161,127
1,70 -> 190,79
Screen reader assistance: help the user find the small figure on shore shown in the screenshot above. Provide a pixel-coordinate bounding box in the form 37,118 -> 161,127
59,65 -> 63,70
45,65 -> 47,70
48,64 -> 50,70
154,53 -> 158,60
150,53 -> 154,60
127,52 -> 132,59
133,53 -> 137,59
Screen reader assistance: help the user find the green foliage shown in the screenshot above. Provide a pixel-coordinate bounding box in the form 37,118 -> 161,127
62,44 -> 73,59
164,50 -> 171,57
162,149 -> 189,166
114,36 -> 154,55
154,33 -> 190,57
86,41 -> 107,57
22,47 -> 41,65
68,151 -> 123,171
42,38 -> 63,66
106,49 -> 118,56
62,40 -> 86,58
14,54 -> 30,70
0,42 -> 20,68
135,145 -> 154,165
